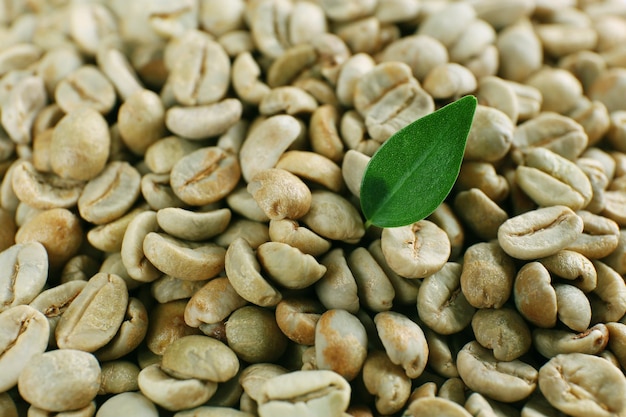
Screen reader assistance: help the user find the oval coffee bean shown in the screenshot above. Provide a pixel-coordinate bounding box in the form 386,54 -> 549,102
0,305 -> 49,392
55,272 -> 129,352
498,205 -> 583,260
539,353 -> 626,417
457,341 -> 538,403
0,241 -> 48,312
170,146 -> 240,206
18,349 -> 101,412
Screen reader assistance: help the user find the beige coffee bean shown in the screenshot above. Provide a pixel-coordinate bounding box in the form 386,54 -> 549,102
117,89 -> 166,156
534,324 -> 609,359
559,50 -> 606,95
555,283 -> 592,332
380,220 -> 450,279
526,67 -> 583,114
95,297 -> 149,362
405,397 -> 472,417
516,147 -> 593,210
169,31 -> 230,106
457,341 -> 537,403
166,99 -> 243,140
28,402 -> 96,417
214,218 -> 270,249
438,378 -> 465,406
335,53 -> 376,107
602,190 -> 626,226
184,277 -> 246,327
78,161 -> 141,225
161,334 -> 239,382
608,111 -> 626,153
577,157 -> 608,214
54,65 -> 116,115
341,149 -> 369,199
514,262 -> 558,328
226,306 -> 286,362
501,79 -> 542,121
141,172 -> 187,211
417,2 -> 476,49
379,35 -> 448,82
98,360 -> 140,395
512,112 -> 588,161
590,260 -> 626,323
121,210 -> 162,283
472,308 -> 531,362
29,280 -> 86,345
96,392 -> 158,417
498,205 -> 584,260
69,2 -> 118,54
427,203 -> 465,261
566,210 -> 620,259
301,190 -> 365,243
539,353 -> 626,416
0,42 -> 42,77
232,52 -> 271,105
143,232 -> 225,281
460,241 -> 515,309
60,254 -> 100,284
316,248 -> 360,313
607,322 -> 626,370
138,363 -> 217,412
11,159 -> 84,210
0,241 -> 47,312
50,107 -> 110,181
144,136 -> 202,174
315,309 -> 367,381
55,272 -> 128,352
226,186 -> 270,223
16,208 -> 83,269
309,104 -> 344,163
18,349 -> 101,412
266,43 -> 317,88
257,241 -> 326,289
239,114 -> 304,182
465,105 -> 514,162
346,247 -> 395,312
354,62 -> 434,143
246,0 -> 293,59
88,205 -> 148,253
539,250 -> 597,292
423,63 -> 477,100
276,150 -> 343,193
454,188 -> 508,240
1,75 -> 46,145
456,162 -> 509,203
257,369 -> 351,417
362,350 -> 411,415
334,17 -> 396,55
35,45 -> 84,96
275,298 -> 323,346
589,68 -> 626,113
496,18 -> 542,82
418,262 -> 474,335
240,363 -> 288,403
268,219 -> 331,257
259,86 -> 318,115
170,146 -> 240,206
536,22 -> 598,58
476,75 -> 519,123
145,300 -> 201,355
293,77 -> 338,107
375,311 -> 428,379
569,99 -> 610,146
96,46 -> 144,101
247,168 -> 311,221
157,207 -> 231,242
151,275 -> 208,304
225,237 -> 282,307
368,239 -> 420,306
0,305 -> 49,392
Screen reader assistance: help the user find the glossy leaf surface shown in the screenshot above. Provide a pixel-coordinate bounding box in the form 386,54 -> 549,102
360,95 -> 477,228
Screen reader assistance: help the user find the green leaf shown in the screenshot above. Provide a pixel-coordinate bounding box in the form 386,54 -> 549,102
360,95 -> 477,228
